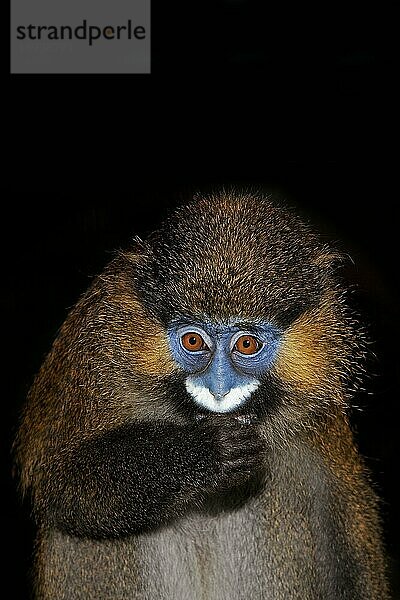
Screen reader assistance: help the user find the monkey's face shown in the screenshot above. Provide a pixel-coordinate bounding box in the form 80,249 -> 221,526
168,319 -> 280,413
134,193 -> 363,429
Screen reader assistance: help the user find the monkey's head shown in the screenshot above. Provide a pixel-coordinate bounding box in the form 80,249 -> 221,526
131,191 -> 363,435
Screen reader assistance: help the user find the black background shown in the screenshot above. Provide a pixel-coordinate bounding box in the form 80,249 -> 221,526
6,0 -> 398,598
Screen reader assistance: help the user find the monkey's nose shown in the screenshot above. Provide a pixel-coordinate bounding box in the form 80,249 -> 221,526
210,390 -> 229,401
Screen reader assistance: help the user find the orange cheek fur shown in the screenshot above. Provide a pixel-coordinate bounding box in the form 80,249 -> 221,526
131,329 -> 176,377
118,295 -> 177,377
274,295 -> 343,396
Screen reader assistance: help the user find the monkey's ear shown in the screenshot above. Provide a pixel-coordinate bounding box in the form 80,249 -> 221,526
116,238 -> 150,269
313,246 -> 349,270
121,236 -> 147,259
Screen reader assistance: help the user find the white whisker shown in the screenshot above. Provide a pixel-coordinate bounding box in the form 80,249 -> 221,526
185,378 -> 259,413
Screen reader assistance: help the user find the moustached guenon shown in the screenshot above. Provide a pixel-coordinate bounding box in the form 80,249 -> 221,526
14,191 -> 389,599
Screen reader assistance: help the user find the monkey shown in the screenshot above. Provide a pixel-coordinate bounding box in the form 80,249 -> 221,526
14,190 -> 389,600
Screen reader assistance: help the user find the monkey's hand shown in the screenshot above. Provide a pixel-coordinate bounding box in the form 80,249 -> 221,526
194,415 -> 266,495
36,419 -> 264,539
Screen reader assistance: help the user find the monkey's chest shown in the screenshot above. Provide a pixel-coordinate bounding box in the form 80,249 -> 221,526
135,506 -> 269,600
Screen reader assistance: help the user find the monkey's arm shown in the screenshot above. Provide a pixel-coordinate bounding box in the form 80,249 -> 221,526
34,419 -> 264,539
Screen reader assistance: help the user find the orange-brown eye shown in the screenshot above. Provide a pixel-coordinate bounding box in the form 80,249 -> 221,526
234,335 -> 261,355
181,332 -> 206,352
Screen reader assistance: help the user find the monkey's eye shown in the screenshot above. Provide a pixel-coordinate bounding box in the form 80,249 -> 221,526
234,335 -> 262,355
181,332 -> 208,352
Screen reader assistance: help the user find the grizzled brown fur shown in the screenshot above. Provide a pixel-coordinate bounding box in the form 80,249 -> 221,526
14,191 -> 389,599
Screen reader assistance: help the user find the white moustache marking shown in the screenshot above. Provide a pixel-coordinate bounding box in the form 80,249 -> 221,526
185,378 -> 260,413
